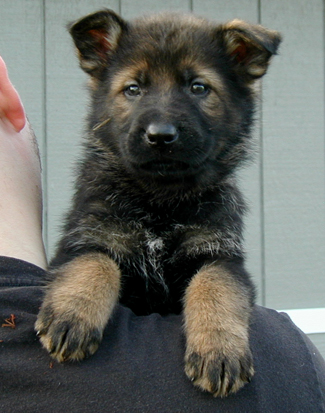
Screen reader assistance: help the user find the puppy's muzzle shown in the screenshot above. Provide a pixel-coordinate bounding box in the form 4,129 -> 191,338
144,123 -> 179,147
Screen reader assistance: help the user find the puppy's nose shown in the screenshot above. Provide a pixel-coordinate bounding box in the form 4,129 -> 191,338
145,123 -> 178,146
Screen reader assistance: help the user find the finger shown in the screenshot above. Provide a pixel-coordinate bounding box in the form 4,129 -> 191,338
0,56 -> 26,132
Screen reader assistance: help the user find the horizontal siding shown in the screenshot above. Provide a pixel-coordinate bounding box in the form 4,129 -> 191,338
261,0 -> 325,310
121,0 -> 191,18
308,334 -> 325,358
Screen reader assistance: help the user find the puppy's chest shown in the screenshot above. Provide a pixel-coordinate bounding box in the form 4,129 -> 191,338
115,219 -> 234,311
119,225 -> 196,278
117,227 -> 203,314
96,203 -> 239,280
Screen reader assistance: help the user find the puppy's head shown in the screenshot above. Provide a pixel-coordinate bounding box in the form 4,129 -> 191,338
69,10 -> 281,189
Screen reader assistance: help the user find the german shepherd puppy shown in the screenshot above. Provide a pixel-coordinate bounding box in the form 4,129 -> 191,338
36,9 -> 281,397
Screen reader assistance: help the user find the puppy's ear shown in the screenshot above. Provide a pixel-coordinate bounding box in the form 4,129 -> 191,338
68,9 -> 127,78
219,20 -> 281,82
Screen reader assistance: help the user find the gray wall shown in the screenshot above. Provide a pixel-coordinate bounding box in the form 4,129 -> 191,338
0,0 -> 324,356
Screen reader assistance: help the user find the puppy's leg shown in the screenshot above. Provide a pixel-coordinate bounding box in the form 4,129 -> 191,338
35,252 -> 121,362
184,262 -> 254,397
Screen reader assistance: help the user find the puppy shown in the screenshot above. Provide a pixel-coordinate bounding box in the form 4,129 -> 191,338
36,9 -> 281,397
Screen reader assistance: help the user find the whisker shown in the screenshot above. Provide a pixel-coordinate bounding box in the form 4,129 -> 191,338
92,118 -> 111,131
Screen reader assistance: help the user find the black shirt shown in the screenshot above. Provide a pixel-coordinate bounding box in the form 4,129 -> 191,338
0,256 -> 324,412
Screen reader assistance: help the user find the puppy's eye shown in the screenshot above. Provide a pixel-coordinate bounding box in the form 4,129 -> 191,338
124,84 -> 141,98
190,82 -> 209,96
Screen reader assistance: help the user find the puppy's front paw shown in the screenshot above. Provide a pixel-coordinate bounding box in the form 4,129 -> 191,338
183,262 -> 255,397
35,253 -> 121,362
35,302 -> 103,362
184,332 -> 254,397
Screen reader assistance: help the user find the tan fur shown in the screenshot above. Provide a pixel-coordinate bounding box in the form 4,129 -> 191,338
35,253 -> 121,362
183,263 -> 253,397
110,62 -> 149,97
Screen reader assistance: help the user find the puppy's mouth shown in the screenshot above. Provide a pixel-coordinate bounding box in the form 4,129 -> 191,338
138,160 -> 191,177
